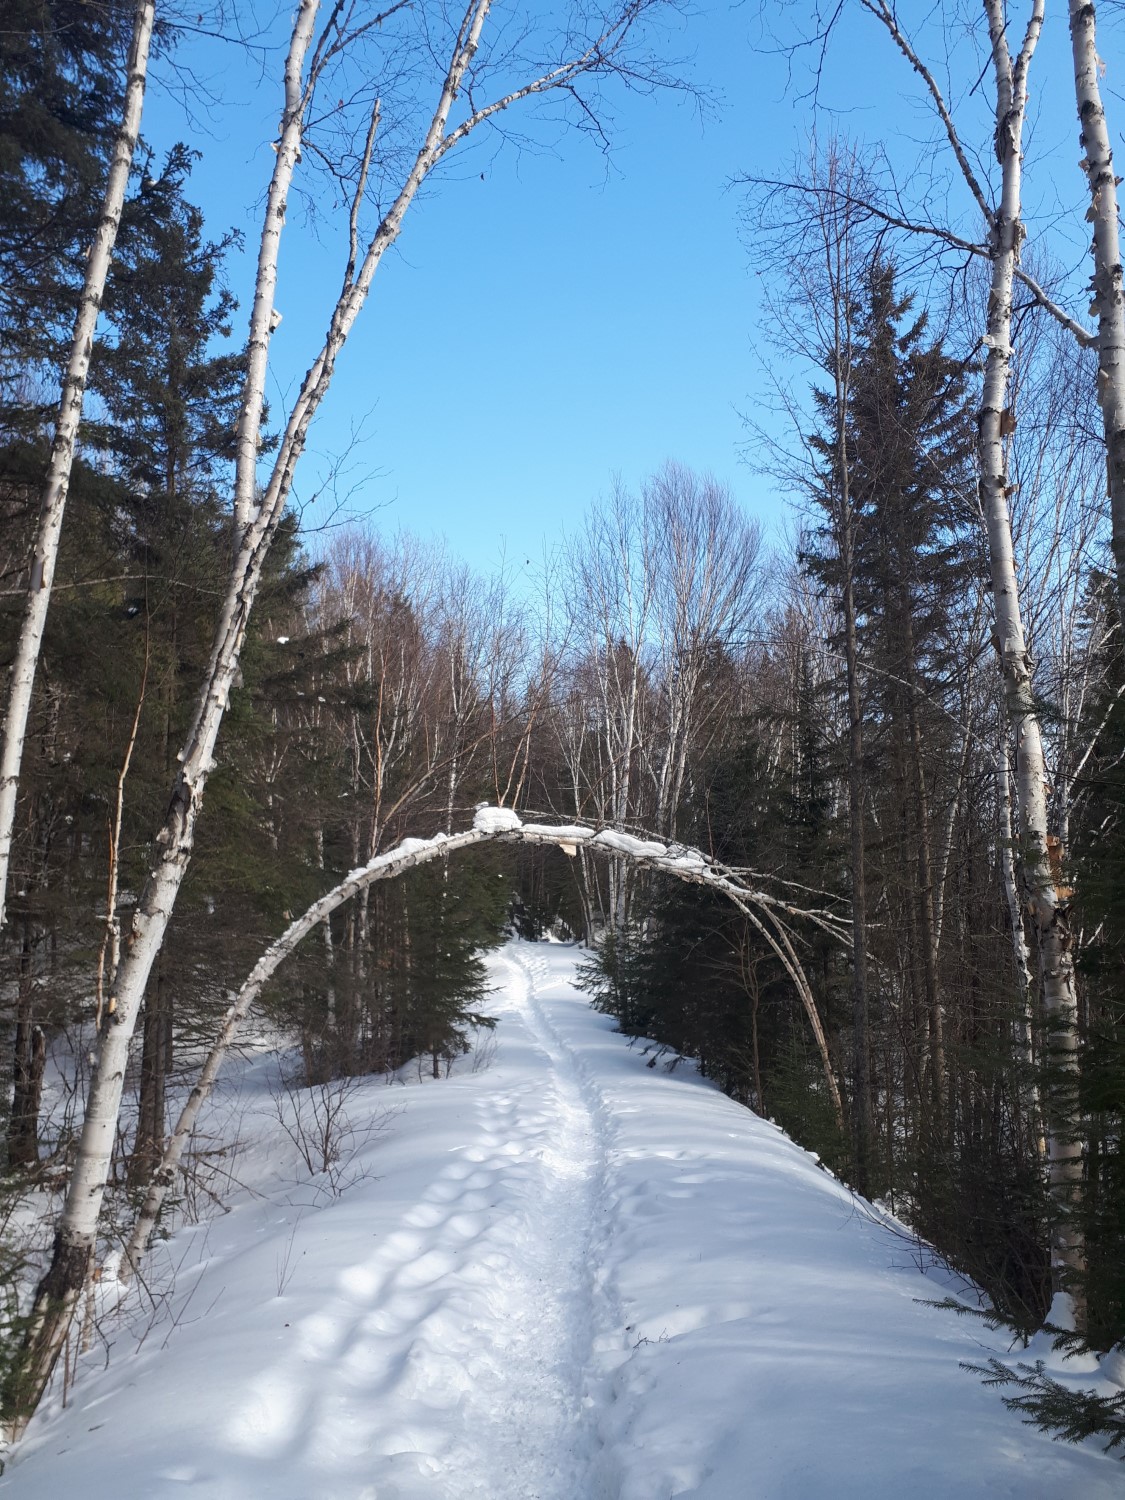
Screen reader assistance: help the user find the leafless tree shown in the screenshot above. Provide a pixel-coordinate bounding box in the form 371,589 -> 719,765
5,0 -> 688,1430
769,0 -> 1087,1326
554,466 -> 761,930
644,462 -> 762,838
1067,0 -> 1125,613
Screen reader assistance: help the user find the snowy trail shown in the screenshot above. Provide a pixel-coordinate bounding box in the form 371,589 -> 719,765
226,947 -> 613,1500
6,940 -> 1123,1500
398,945 -> 609,1499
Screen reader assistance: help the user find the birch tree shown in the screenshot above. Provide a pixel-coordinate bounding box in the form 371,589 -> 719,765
748,0 -> 1089,1318
555,469 -> 759,931
849,0 -> 1086,1326
1068,0 -> 1125,614
646,463 -> 762,838
4,0 -> 684,1430
559,484 -> 657,931
122,807 -> 851,1276
0,0 -> 156,931
974,0 -> 1084,1327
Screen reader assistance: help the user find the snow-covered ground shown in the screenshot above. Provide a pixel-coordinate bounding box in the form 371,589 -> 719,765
4,941 -> 1119,1498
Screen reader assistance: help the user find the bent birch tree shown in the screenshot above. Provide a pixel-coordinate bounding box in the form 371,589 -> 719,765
0,0 -> 156,931
121,807 -> 850,1278
4,0 -> 687,1434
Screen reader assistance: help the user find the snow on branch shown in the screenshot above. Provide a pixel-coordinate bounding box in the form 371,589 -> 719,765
123,809 -> 849,1278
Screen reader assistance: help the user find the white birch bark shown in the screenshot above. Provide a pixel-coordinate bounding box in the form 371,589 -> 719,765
8,8 -> 321,1427
121,827 -> 485,1277
123,811 -> 850,1275
11,0 -> 689,1424
861,0 -> 1086,1335
0,0 -> 156,932
1068,0 -> 1125,611
997,723 -> 1035,1010
231,0 -> 320,536
978,0 -> 1085,1327
997,716 -> 1046,1162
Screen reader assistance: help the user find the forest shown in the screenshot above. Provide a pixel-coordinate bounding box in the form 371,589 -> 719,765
1,0 -> 1124,1462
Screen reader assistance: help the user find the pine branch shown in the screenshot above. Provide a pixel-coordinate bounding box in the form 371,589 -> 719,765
962,1357 -> 1125,1455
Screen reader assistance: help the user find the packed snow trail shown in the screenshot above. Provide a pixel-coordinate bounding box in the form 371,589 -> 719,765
231,946 -> 610,1500
5,941 -> 1121,1499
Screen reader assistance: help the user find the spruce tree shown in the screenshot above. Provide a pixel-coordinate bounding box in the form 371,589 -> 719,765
0,0 -> 129,413
0,149 -> 330,1174
805,257 -> 977,1166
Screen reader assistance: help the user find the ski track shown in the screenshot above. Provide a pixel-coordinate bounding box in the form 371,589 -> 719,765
228,947 -> 616,1500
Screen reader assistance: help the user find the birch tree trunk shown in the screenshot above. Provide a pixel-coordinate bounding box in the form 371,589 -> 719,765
997,724 -> 1035,1014
7,0 -> 689,1426
858,0 -> 1087,1334
121,828 -> 486,1278
0,0 -> 156,931
3,5 -> 321,1427
122,814 -> 850,1277
997,717 -> 1045,1161
1068,0 -> 1125,613
979,0 -> 1085,1328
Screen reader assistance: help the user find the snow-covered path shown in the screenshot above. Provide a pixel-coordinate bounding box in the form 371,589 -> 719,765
234,945 -> 611,1499
381,946 -> 611,1498
5,941 -> 1121,1498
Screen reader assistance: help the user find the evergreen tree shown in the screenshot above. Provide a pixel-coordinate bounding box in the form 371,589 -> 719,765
0,0 -> 129,412
804,256 -> 978,1168
1071,571 -> 1125,1352
88,145 -> 245,511
0,149 -> 332,1174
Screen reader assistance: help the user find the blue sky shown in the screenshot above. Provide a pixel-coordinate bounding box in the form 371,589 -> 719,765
141,0 -> 1107,578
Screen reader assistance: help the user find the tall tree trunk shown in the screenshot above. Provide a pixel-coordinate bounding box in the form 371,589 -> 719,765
843,568 -> 874,1191
980,0 -> 1085,1329
128,968 -> 167,1187
1068,0 -> 1125,613
9,926 -> 44,1169
997,716 -> 1044,1162
0,0 -> 156,931
2,1 -> 322,1430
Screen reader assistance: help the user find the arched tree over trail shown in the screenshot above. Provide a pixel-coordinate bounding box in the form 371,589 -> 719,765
120,805 -> 852,1282
1,0 -> 694,1435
